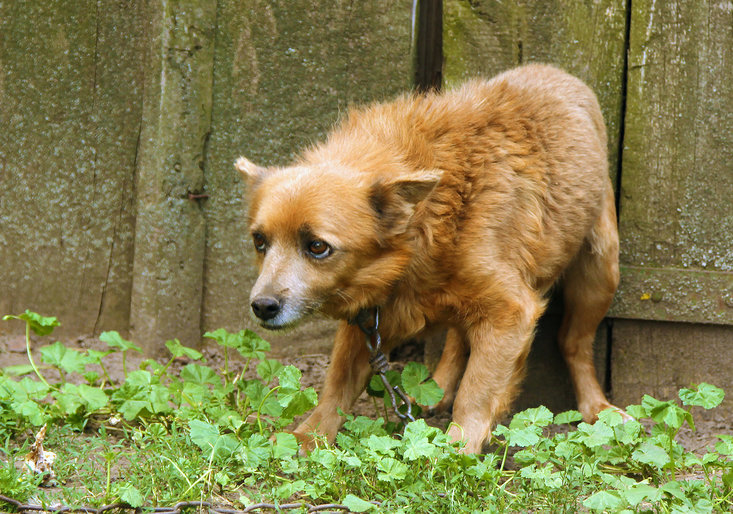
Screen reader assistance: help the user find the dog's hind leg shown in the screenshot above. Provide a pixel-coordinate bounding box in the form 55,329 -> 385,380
292,321 -> 373,450
430,328 -> 469,412
558,187 -> 625,422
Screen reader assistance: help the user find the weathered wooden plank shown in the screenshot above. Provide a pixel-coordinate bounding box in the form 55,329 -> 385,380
443,0 -> 628,181
0,1 -> 144,336
612,320 -> 733,418
614,0 -> 733,324
201,0 -> 415,351
130,0 -> 216,354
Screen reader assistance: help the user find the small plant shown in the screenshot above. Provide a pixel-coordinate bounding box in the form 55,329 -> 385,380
0,310 -> 731,512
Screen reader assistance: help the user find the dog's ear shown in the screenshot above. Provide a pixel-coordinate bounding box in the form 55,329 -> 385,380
368,170 -> 443,237
235,156 -> 269,188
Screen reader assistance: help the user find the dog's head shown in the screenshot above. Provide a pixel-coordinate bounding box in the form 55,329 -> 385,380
236,156 -> 441,329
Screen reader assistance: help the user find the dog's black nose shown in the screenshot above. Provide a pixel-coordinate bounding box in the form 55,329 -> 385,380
251,296 -> 282,321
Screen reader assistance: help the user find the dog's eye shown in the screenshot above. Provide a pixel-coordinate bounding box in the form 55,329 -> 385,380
307,240 -> 331,259
252,233 -> 267,253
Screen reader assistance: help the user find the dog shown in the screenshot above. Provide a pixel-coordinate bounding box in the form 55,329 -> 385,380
236,64 -> 623,453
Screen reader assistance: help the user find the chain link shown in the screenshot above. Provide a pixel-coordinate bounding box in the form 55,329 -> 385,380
352,307 -> 415,424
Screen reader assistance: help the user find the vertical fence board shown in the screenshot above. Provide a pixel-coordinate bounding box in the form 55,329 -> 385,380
0,1 -> 144,337
129,0 -> 216,354
610,0 -> 733,411
201,0 -> 415,351
610,0 -> 733,324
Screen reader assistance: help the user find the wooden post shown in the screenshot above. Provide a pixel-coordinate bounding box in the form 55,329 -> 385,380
130,0 -> 217,355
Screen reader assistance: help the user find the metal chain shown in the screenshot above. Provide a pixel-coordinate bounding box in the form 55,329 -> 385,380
0,496 -> 363,513
352,307 -> 415,424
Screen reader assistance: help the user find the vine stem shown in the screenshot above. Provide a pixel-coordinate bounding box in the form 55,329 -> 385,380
25,321 -> 52,390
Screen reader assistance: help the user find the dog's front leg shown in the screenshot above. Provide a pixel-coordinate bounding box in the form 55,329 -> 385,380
447,296 -> 544,453
293,320 -> 372,449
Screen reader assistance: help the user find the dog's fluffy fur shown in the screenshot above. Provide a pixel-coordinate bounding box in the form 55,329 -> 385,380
237,64 -> 622,453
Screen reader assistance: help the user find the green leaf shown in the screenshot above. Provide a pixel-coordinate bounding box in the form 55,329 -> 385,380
10,377 -> 50,400
642,395 -> 692,430
12,400 -> 47,425
716,435 -> 733,456
623,483 -> 662,506
2,364 -> 36,376
553,410 -> 582,425
85,349 -> 112,365
376,457 -> 408,482
626,403 -> 647,419
205,328 -> 270,359
4,311 -> 60,336
189,420 -> 241,462
203,328 -> 236,347
401,363 -> 444,407
118,399 -> 150,421
660,480 -> 686,500
496,406 -> 553,447
577,421 -> 614,448
613,419 -> 644,445
180,364 -> 219,385
124,370 -> 153,388
722,470 -> 733,490
76,384 -> 109,411
40,342 -> 89,375
55,388 -> 85,415
342,495 -> 375,512
367,370 -> 401,401
597,408 -> 625,427
116,483 -> 144,508
279,388 -> 318,419
367,434 -> 401,455
244,381 -> 282,417
276,365 -> 302,392
402,435 -> 436,460
99,331 -> 141,353
189,419 -> 220,449
273,432 -> 298,459
582,490 -> 624,511
243,433 -> 271,467
402,419 -> 439,460
165,339 -> 203,361
256,359 -> 283,383
235,330 -> 270,360
679,383 -> 724,409
148,384 -> 172,414
512,406 -> 553,428
632,441 -> 671,468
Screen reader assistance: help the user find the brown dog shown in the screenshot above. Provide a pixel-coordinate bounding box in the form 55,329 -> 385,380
237,64 -> 623,453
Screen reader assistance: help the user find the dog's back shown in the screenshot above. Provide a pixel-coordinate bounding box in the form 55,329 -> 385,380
304,64 -> 611,293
